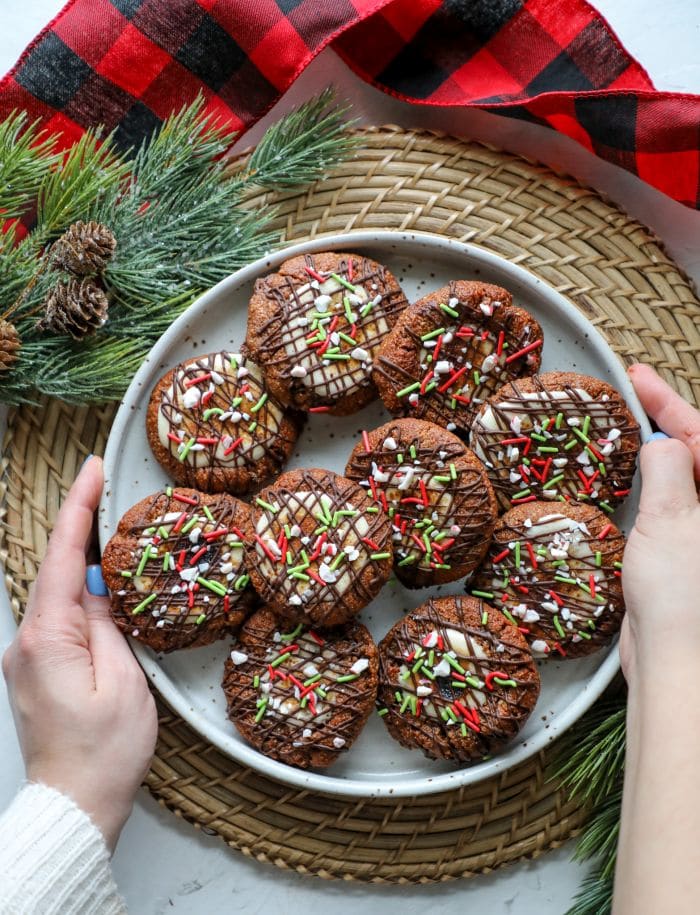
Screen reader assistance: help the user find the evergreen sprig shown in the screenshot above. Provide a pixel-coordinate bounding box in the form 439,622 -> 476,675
553,694 -> 627,915
0,90 -> 357,405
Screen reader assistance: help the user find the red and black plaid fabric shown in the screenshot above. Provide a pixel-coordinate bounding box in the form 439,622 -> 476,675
1,0 -> 698,208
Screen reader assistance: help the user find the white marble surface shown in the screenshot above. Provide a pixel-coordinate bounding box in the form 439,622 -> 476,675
0,2 -> 698,913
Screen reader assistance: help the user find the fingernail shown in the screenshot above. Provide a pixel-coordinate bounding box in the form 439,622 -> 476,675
86,564 -> 108,596
646,431 -> 669,443
81,454 -> 94,469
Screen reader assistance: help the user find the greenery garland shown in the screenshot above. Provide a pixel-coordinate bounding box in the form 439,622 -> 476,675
0,89 -> 357,405
555,694 -> 626,915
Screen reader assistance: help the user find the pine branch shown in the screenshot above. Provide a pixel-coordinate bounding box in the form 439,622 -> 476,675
0,90 -> 357,404
244,88 -> 359,189
566,870 -> 615,915
0,111 -> 58,221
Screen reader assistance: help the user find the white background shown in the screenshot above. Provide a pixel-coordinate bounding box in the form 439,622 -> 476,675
1,2 -> 698,913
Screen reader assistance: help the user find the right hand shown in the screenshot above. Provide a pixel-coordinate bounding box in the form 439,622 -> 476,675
619,365 -> 700,685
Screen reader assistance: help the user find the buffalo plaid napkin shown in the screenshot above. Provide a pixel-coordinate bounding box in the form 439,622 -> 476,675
1,0 -> 698,207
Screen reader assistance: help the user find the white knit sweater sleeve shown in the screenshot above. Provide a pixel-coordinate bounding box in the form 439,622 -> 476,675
0,783 -> 126,915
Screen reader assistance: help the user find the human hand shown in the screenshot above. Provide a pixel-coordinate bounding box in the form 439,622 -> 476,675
2,456 -> 158,852
619,364 -> 700,684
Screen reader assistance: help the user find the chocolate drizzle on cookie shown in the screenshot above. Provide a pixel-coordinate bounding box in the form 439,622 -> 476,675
470,504 -> 625,658
102,488 -> 254,651
345,420 -> 496,587
470,373 -> 640,511
155,351 -> 298,491
374,281 -> 542,435
223,610 -> 378,768
246,469 -> 393,626
250,253 -> 407,408
377,597 -> 539,762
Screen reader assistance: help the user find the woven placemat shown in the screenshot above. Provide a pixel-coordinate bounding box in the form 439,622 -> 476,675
2,127 -> 699,883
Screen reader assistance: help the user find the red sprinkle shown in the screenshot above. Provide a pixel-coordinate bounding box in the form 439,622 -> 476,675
223,436 -> 244,456
187,588 -> 195,609
437,364 -> 468,394
362,430 -> 371,453
172,492 -> 198,506
347,258 -> 354,282
504,339 -> 542,365
548,589 -> 564,606
184,372 -> 212,387
613,488 -> 631,497
189,546 -> 207,566
598,524 -> 613,540
309,630 -> 325,646
362,536 -> 380,551
172,512 -> 188,533
511,495 -> 537,504
309,406 -> 330,413
589,574 -> 597,599
305,265 -> 325,283
201,390 -> 214,406
196,437 -> 218,445
308,570 -> 325,586
485,671 -> 509,691
203,528 -> 228,541
526,542 -> 538,568
167,432 -> 181,444
492,547 -> 510,564
254,533 -> 279,562
496,330 -> 505,356
419,479 -> 429,506
223,595 -> 230,614
420,369 -> 434,395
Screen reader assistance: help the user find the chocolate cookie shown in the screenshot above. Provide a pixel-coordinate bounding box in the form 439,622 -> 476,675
469,501 -> 625,658
344,418 -> 497,588
102,488 -> 256,652
245,251 -> 408,415
243,468 -> 393,627
470,372 -> 640,512
377,596 -> 539,762
222,607 -> 378,769
373,281 -> 543,437
146,350 -> 302,494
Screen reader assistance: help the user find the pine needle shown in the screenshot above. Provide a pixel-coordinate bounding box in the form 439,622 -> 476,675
0,90 -> 356,405
0,111 -> 58,221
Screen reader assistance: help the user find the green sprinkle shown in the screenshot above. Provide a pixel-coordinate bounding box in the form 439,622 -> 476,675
599,501 -> 614,514
197,577 -> 227,596
449,462 -> 457,480
493,677 -> 517,688
343,295 -> 354,322
359,301 -> 374,318
399,693 -> 412,714
178,437 -> 196,461
132,593 -> 156,615
330,552 -> 346,571
165,486 -> 173,497
229,541 -> 244,550
255,700 -> 268,723
444,654 -> 466,675
255,498 -> 278,513
323,352 -> 351,361
446,707 -> 458,722
614,561 -> 623,570
598,462 -> 607,476
537,446 -> 559,454
572,426 -> 591,444
331,272 -> 357,293
248,421 -> 258,433
338,332 -> 357,345
439,707 -> 450,722
253,675 -> 260,688
281,623 -> 304,641
473,370 -> 481,385
136,546 -> 152,578
514,540 -> 521,569
412,658 -> 425,674
370,552 -> 392,560
304,674 -> 322,686
461,723 -> 468,737
271,652 -> 291,668
582,415 -> 591,437
421,327 -> 445,341
555,575 -> 577,585
577,630 -> 593,640
555,412 -> 564,429
542,473 -> 564,490
317,687 -> 328,699
230,355 -> 238,371
471,590 -> 494,599
157,525 -> 170,539
195,613 -> 206,625
512,488 -> 532,500
162,552 -> 171,571
422,666 -> 436,681
398,554 -> 417,566
481,610 -> 488,625
337,674 -> 359,683
399,668 -> 411,681
553,615 -> 566,638
502,608 -> 517,626
452,680 -> 467,689
202,505 -> 215,523
564,438 -> 579,450
466,675 -> 483,689
202,407 -> 224,420
120,570 -> 132,578
395,691 -> 403,703
396,453 -> 404,464
181,516 -> 198,534
439,302 -> 459,318
530,432 -> 548,443
595,551 -> 602,567
409,444 -> 417,459
144,527 -> 156,537
377,707 -> 389,717
289,571 -> 310,582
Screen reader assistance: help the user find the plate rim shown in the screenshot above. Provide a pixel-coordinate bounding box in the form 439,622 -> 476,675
101,228 -> 648,798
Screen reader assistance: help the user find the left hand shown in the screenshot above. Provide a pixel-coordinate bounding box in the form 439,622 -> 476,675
2,456 -> 158,853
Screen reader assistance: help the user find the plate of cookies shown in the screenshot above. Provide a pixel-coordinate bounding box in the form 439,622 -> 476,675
99,230 -> 648,797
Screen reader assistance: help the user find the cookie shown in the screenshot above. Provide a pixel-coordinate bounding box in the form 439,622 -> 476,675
245,251 -> 408,415
146,350 -> 302,494
222,607 -> 378,769
470,372 -> 640,512
344,418 -> 497,588
376,596 -> 540,762
243,468 -> 393,627
102,487 -> 256,652
373,281 -> 542,437
469,501 -> 625,658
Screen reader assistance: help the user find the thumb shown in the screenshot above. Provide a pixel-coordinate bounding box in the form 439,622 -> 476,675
638,437 -> 697,517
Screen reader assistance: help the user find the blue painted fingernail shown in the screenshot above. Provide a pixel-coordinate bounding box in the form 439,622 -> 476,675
646,431 -> 670,443
86,564 -> 108,596
81,454 -> 94,469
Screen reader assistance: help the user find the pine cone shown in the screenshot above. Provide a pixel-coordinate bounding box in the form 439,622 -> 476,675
37,278 -> 109,340
51,220 -> 117,276
0,320 -> 21,373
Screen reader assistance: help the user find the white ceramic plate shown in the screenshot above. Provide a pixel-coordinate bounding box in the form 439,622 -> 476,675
100,230 -> 649,798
